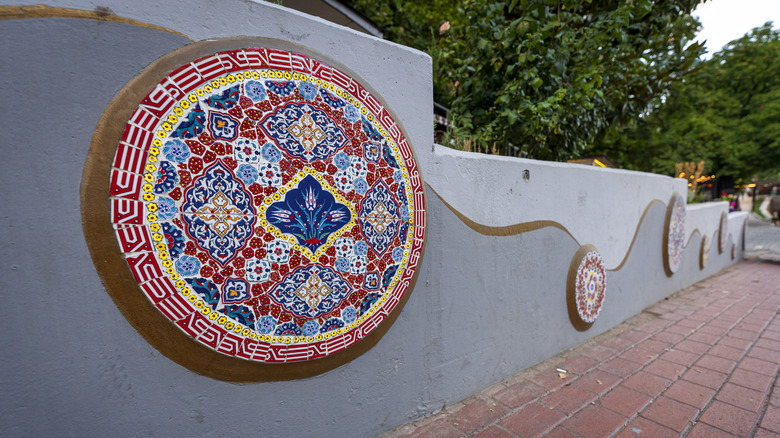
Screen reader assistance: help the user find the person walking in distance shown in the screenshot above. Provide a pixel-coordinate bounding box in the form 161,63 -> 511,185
770,187 -> 780,226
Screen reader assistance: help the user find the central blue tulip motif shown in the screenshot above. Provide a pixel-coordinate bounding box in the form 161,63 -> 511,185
266,175 -> 351,253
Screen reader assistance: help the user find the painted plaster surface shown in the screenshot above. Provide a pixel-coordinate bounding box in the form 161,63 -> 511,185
425,144 -> 688,268
0,4 -> 747,438
728,212 -> 749,247
685,201 -> 729,245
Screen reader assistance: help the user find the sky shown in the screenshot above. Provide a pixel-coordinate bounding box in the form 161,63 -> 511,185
693,0 -> 780,58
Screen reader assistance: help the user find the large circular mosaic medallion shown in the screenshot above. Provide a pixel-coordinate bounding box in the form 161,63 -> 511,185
83,40 -> 426,380
567,245 -> 606,330
663,193 -> 686,276
719,211 -> 728,254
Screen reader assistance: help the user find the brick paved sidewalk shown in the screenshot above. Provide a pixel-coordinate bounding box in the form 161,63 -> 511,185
382,261 -> 780,438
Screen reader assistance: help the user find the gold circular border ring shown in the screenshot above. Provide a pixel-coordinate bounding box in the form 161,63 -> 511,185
81,37 -> 427,382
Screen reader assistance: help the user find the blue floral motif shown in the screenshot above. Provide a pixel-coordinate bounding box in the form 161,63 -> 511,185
397,182 -> 407,205
245,258 -> 273,282
335,238 -> 354,257
383,144 -> 399,168
265,81 -> 296,96
320,88 -> 346,109
244,80 -> 266,102
393,170 -> 404,183
220,304 -> 256,327
222,278 -> 249,303
207,111 -> 239,141
182,161 -> 255,265
320,318 -> 345,333
236,164 -> 257,185
157,197 -> 178,220
342,306 -> 357,323
266,175 -> 351,253
256,315 -> 277,334
382,264 -> 399,288
269,265 -> 353,318
335,257 -> 349,273
234,138 -> 263,163
302,320 -> 320,336
400,205 -> 410,222
173,103 -> 205,138
358,292 -> 380,316
392,247 -> 405,263
399,221 -> 410,243
257,162 -> 282,186
349,156 -> 368,179
349,256 -> 367,274
206,85 -> 239,110
333,152 -> 350,170
353,240 -> 368,256
299,82 -> 317,100
259,103 -> 348,162
359,181 -> 400,255
333,169 -> 353,193
275,322 -> 303,336
266,239 -> 291,264
363,272 -> 380,290
162,222 -> 185,258
361,117 -> 382,142
176,255 -> 201,277
354,178 -> 368,195
343,105 -> 360,122
154,161 -> 178,194
190,277 -> 219,309
364,141 -> 381,162
261,143 -> 282,163
162,139 -> 191,163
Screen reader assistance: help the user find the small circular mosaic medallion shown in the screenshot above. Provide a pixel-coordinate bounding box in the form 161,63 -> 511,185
663,193 -> 686,276
567,245 -> 606,330
719,211 -> 728,254
86,41 -> 426,377
700,235 -> 710,270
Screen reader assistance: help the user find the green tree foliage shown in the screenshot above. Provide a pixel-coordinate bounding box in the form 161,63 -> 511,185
345,0 -> 464,107
347,0 -> 704,160
592,24 -> 780,183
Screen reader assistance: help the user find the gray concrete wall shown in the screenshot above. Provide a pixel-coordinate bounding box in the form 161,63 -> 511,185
0,3 -> 746,437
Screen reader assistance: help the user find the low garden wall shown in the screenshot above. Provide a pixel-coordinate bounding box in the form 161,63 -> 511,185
0,1 -> 747,436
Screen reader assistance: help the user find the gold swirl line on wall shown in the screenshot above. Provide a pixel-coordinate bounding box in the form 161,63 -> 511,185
429,185 -> 581,243
0,5 -> 193,41
685,228 -> 701,250
430,184 -> 667,273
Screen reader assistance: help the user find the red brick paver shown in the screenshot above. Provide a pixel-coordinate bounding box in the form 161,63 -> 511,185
381,261 -> 780,438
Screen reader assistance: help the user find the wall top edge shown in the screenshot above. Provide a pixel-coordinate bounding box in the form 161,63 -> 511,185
687,202 -> 728,213
4,0 -> 431,61
431,143 -> 684,184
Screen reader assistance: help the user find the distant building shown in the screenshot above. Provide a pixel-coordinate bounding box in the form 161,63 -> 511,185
567,156 -> 619,168
280,0 -> 382,38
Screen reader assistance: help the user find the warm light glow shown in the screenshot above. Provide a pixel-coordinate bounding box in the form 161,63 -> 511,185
593,159 -> 607,168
